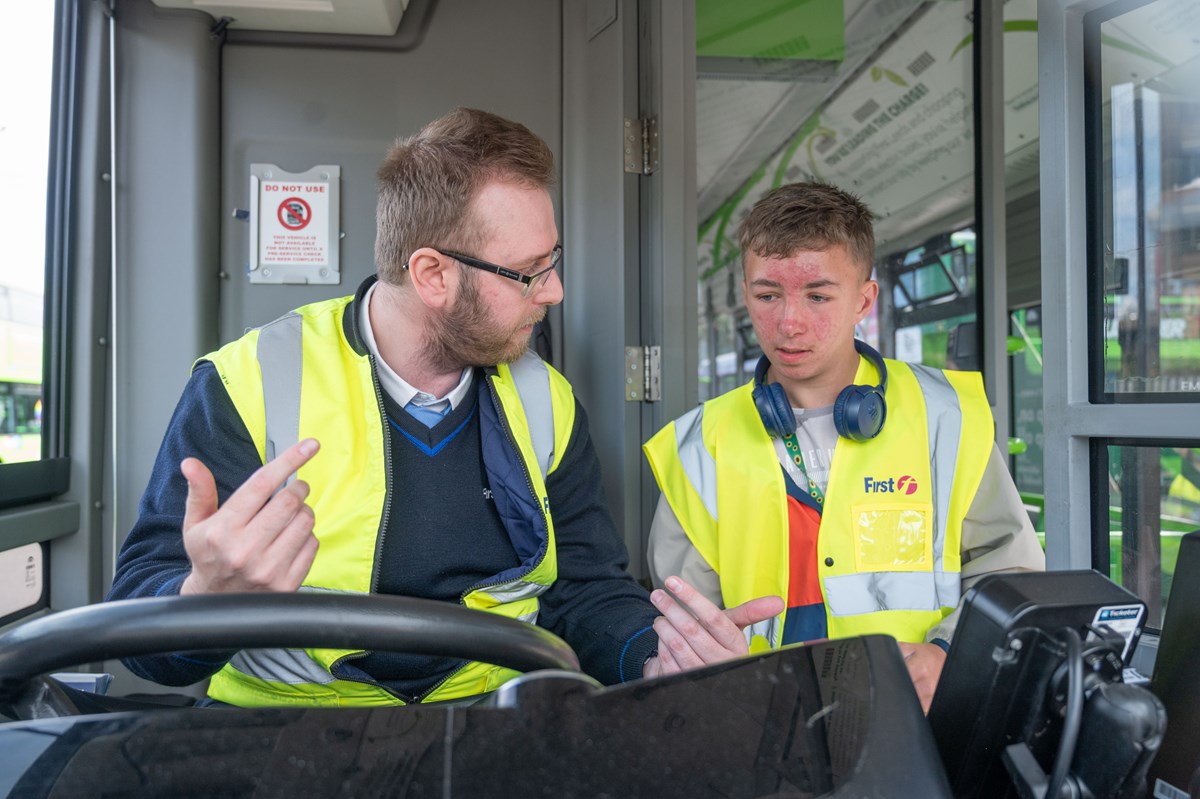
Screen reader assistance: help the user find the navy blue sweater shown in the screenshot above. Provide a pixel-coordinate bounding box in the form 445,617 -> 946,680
107,359 -> 659,695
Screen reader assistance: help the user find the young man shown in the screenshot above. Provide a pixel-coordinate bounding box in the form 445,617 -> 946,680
644,182 -> 1044,711
108,108 -> 779,706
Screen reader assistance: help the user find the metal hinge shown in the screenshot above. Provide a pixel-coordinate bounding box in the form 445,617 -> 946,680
623,117 -> 659,175
624,346 -> 662,402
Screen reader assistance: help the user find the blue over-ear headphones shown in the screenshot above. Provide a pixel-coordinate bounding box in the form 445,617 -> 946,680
751,339 -> 888,442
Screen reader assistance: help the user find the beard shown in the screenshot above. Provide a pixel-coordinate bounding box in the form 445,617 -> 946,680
422,272 -> 546,371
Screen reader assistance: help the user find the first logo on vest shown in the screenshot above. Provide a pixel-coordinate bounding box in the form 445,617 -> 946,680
863,475 -> 919,495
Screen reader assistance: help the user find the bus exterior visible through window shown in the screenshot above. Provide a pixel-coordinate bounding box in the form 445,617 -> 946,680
0,2 -> 54,465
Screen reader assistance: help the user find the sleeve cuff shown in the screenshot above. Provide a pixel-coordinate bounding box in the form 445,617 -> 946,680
618,625 -> 659,682
153,573 -> 189,597
930,637 -> 951,653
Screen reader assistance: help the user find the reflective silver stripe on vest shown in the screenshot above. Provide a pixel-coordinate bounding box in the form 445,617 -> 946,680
746,618 -> 780,648
908,363 -> 963,607
506,351 -> 555,478
477,578 -> 551,605
226,586 -> 353,684
673,406 -> 719,522
475,580 -> 547,624
824,571 -> 962,616
256,312 -> 304,473
228,647 -> 336,686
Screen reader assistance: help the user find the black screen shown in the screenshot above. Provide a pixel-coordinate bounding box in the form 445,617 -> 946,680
928,570 -> 1148,798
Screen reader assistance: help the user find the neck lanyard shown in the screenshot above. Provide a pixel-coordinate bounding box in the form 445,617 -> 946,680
783,432 -> 825,505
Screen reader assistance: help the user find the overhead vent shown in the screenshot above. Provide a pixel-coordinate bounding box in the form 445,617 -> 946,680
151,0 -> 408,36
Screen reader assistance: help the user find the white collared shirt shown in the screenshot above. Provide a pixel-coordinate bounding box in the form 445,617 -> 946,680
359,282 -> 474,412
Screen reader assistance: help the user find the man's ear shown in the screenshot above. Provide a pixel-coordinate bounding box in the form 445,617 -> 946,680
406,247 -> 455,309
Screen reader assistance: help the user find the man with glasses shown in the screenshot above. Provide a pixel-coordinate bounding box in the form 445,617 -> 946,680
108,108 -> 780,707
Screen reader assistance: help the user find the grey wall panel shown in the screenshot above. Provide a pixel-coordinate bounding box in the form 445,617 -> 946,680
113,0 -> 221,554
562,0 -> 643,572
637,0 -> 698,571
218,0 -> 562,341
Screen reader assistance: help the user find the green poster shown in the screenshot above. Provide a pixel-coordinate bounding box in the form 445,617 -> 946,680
696,0 -> 845,61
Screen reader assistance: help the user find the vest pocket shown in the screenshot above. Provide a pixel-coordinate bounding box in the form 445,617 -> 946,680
849,502 -> 933,571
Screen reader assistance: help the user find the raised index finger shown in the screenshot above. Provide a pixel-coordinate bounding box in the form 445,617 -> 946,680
662,575 -> 746,651
221,438 -> 320,522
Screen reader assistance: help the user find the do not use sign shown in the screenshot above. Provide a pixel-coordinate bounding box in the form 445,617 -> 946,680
248,164 -> 341,285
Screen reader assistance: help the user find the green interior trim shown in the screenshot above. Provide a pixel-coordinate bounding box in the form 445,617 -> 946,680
1099,33 -> 1174,70
950,19 -> 1037,60
706,164 -> 767,281
772,114 -> 821,188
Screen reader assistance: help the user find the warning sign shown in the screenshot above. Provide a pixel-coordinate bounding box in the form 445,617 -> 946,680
277,197 -> 311,230
248,163 -> 340,285
258,180 -> 329,267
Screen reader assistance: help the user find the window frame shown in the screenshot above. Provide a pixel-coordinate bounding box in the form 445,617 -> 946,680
1084,0 -> 1200,407
1040,0 -> 1200,595
0,0 -> 72,515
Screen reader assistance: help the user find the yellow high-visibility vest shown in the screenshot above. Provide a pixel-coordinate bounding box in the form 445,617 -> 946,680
202,291 -> 576,706
644,355 -> 993,647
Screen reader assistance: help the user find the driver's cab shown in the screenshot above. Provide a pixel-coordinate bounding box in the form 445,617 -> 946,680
2,0 -> 1199,796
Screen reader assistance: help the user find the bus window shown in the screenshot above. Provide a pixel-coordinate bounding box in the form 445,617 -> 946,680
1096,0 -> 1200,403
1101,442 -> 1200,628
0,3 -> 53,466
1088,0 -> 1200,625
1095,0 -> 1200,403
877,227 -> 977,369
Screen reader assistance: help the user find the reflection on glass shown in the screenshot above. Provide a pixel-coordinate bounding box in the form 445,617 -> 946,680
698,288 -> 756,398
1103,443 -> 1199,628
1097,0 -> 1200,399
0,288 -> 45,463
1010,306 -> 1044,531
694,0 -> 987,401
879,227 -> 976,369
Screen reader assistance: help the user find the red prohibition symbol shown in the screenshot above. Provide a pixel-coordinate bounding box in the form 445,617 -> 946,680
278,197 -> 312,231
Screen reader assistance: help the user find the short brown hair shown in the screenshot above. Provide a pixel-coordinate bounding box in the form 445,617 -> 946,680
374,108 -> 556,284
737,182 -> 875,278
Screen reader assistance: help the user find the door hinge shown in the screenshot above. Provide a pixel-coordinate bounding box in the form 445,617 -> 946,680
623,117 -> 659,175
624,346 -> 662,402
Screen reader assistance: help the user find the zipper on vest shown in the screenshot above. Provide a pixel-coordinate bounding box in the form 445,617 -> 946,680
482,373 -> 550,570
412,660 -> 472,703
328,372 -> 545,705
453,375 -> 550,674
325,365 -> 520,705
324,652 -> 415,704
323,650 -> 474,705
485,372 -> 542,524
367,353 -> 393,594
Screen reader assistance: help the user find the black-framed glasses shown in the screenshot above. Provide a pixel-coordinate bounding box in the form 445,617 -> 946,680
440,244 -> 563,298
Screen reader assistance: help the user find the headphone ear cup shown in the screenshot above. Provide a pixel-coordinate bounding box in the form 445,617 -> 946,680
752,381 -> 796,438
834,385 -> 887,441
